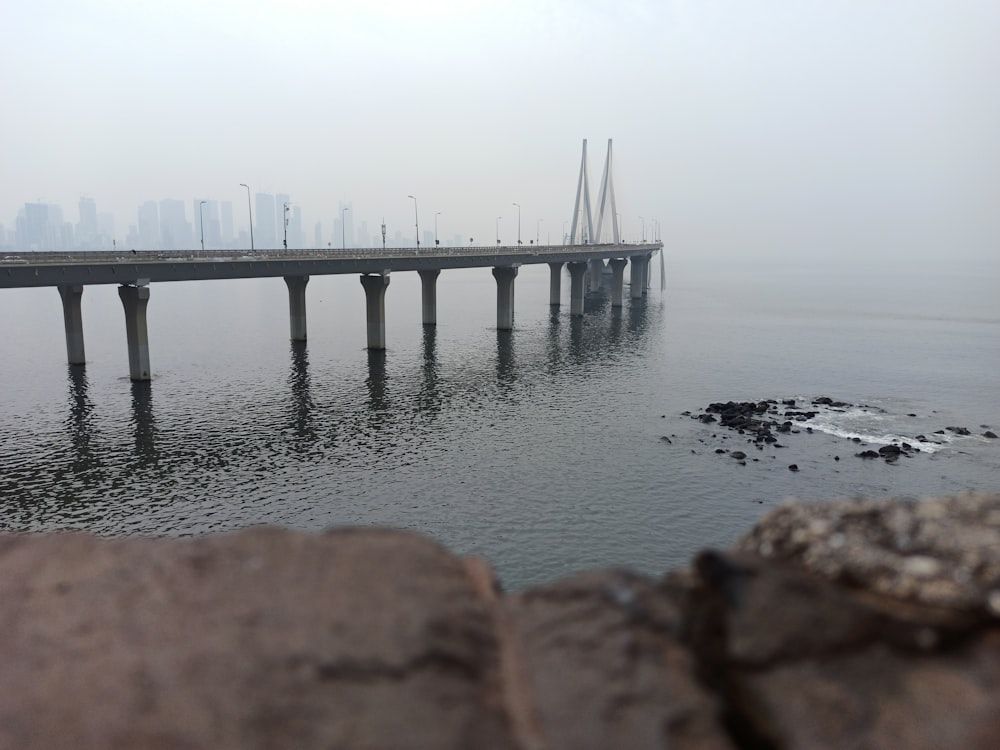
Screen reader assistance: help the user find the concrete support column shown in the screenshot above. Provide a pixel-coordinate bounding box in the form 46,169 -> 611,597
492,266 -> 518,331
547,262 -> 563,306
57,284 -> 86,365
645,252 -> 652,293
418,269 -> 440,326
283,275 -> 309,341
360,274 -> 390,350
118,284 -> 151,381
608,258 -> 628,308
588,258 -> 605,293
629,255 -> 646,300
567,261 -> 588,318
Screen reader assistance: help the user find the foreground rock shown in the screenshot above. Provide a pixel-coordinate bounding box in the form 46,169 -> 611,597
2,493 -> 999,749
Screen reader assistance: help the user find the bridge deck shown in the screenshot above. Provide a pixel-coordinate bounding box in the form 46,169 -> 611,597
0,243 -> 661,288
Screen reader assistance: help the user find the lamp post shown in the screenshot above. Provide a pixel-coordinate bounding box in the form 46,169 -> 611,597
562,220 -> 568,245
536,218 -> 542,245
496,216 -> 502,245
342,206 -> 350,249
198,201 -> 207,251
434,212 -> 441,246
240,184 -> 254,250
512,202 -> 521,245
283,202 -> 290,249
407,195 -> 419,247
639,216 -> 645,242
381,217 -> 386,250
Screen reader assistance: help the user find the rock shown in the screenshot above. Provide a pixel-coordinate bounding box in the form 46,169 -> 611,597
0,529 -> 516,750
985,431 -> 998,439
730,451 -> 747,460
660,436 -> 672,444
3,494 -> 1000,749
948,426 -> 972,436
715,448 -> 727,454
856,450 -> 880,459
788,464 -> 799,472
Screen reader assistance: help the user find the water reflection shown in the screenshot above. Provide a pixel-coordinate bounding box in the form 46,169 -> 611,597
365,349 -> 390,419
66,365 -> 99,475
418,327 -> 442,415
496,330 -> 517,386
287,340 -> 315,442
130,381 -> 158,467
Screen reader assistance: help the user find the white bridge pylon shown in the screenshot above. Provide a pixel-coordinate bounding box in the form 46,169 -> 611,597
568,138 -> 619,245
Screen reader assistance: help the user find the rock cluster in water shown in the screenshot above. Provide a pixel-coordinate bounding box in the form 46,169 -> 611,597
2,493 -> 999,749
681,396 -> 996,466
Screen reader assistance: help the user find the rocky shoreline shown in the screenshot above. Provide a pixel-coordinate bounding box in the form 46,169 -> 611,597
2,492 -> 999,749
678,396 -> 997,470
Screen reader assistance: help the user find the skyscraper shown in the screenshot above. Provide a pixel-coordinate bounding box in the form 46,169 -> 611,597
77,197 -> 98,249
137,201 -> 160,249
255,193 -> 276,248
159,199 -> 191,248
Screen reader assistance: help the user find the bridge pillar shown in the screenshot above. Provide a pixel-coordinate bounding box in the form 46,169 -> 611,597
587,258 -> 605,293
567,261 -> 588,317
360,273 -> 390,350
492,266 -> 518,331
645,252 -> 652,293
283,275 -> 309,341
57,284 -> 86,365
608,258 -> 628,308
548,262 -> 563,306
418,269 -> 440,326
629,255 -> 646,300
118,283 -> 151,381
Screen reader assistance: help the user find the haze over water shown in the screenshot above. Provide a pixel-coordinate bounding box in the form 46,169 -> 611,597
2,255 -> 997,589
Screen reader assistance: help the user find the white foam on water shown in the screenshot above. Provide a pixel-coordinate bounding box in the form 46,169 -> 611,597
782,399 -> 949,454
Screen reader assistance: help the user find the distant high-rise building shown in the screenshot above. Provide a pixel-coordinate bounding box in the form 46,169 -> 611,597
255,193 -> 276,248
338,201 -> 354,247
220,201 -> 234,247
76,197 -> 99,249
137,201 -> 160,249
193,199 -> 220,249
314,222 -> 323,248
159,199 -> 191,248
98,213 -> 114,248
17,203 -> 63,250
289,206 -> 303,248
275,193 -> 290,248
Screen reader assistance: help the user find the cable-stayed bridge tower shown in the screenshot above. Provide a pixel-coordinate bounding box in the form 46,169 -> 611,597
569,138 -> 619,245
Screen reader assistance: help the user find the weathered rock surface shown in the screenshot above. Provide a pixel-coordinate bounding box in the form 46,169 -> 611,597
2,493 -> 999,749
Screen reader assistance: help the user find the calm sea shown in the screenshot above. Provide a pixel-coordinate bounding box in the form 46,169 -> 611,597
2,254 -> 998,588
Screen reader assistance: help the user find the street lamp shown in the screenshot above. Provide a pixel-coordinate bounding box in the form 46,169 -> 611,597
536,218 -> 543,246
562,220 -> 568,245
239,184 -> 254,250
198,201 -> 207,251
639,216 -> 646,243
407,195 -> 419,247
283,202 -> 290,249
512,202 -> 521,245
381,217 -> 386,250
342,206 -> 350,249
434,212 -> 441,246
496,216 -> 502,245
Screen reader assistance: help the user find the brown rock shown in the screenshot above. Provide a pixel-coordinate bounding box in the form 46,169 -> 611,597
0,528 -> 515,750
504,569 -> 733,750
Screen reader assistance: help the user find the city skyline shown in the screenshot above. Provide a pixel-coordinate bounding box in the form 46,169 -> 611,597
3,1 -> 997,264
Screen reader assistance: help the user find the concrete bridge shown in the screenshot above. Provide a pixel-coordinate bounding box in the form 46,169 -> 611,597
1,242 -> 662,380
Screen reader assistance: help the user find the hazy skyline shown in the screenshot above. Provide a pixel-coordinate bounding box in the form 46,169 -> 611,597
3,0 -> 998,261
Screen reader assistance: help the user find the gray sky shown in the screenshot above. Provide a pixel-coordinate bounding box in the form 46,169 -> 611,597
3,0 -> 998,259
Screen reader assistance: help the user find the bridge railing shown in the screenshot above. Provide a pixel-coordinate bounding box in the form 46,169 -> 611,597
1,242 -> 661,266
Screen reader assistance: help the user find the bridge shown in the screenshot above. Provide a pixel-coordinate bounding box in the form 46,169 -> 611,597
0,139 -> 663,381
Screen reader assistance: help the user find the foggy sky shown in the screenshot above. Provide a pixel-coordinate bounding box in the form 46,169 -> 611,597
3,0 -> 998,261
